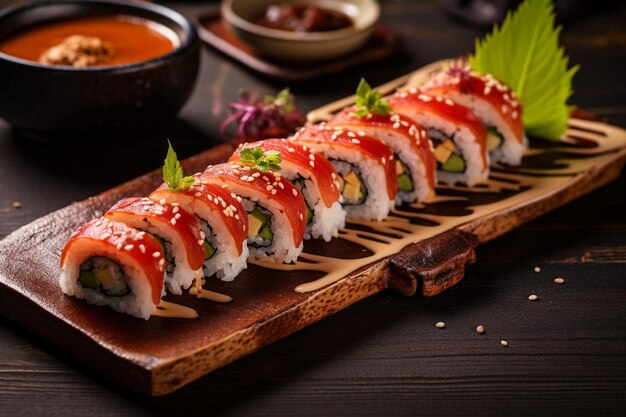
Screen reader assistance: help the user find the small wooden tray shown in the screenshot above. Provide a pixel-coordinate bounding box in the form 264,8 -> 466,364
1,67 -> 625,396
195,10 -> 400,82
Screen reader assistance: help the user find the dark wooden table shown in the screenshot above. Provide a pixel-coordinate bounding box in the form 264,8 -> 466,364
1,1 -> 625,416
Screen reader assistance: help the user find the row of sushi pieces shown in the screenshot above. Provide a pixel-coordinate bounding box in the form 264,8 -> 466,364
60,64 -> 527,319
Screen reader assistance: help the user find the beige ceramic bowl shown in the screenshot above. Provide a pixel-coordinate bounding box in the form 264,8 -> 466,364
221,0 -> 380,62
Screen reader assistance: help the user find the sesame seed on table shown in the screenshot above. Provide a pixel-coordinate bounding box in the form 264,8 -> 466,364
0,1 -> 626,417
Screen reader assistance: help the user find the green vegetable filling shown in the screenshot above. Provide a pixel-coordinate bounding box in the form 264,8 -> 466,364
441,154 -> 466,173
305,204 -> 313,224
77,257 -> 130,297
204,241 -> 216,260
248,207 -> 274,244
395,159 -> 414,192
79,269 -> 101,289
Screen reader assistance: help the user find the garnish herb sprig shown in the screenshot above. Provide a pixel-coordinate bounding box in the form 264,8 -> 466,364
354,78 -> 391,118
239,148 -> 282,172
469,0 -> 579,140
163,140 -> 195,191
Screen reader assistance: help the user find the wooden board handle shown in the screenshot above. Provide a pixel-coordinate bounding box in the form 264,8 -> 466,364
386,230 -> 477,297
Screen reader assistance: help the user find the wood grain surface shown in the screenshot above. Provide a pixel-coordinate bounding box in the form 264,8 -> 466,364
1,0 -> 625,415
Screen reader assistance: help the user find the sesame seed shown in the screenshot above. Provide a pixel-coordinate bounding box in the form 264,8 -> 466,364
172,206 -> 179,214
197,239 -> 204,246
534,266 -> 541,273
139,244 -> 146,253
271,189 -> 277,195
351,139 -> 360,144
445,99 -> 455,106
252,172 -> 261,178
171,202 -> 179,207
528,294 -> 538,301
101,233 -> 111,240
159,258 -> 165,267
409,88 -> 417,94
12,201 -> 22,209
476,325 -> 485,334
288,147 -> 295,152
124,244 -> 134,251
554,277 -> 565,284
393,123 -> 400,129
292,188 -> 298,196
153,251 -> 161,258
357,131 -> 365,136
382,157 -> 386,165
309,154 -> 315,160
170,218 -> 177,225
159,199 -> 166,205
235,214 -> 240,220
299,213 -> 303,221
116,243 -> 123,250
500,340 -> 509,347
194,192 -> 202,197
435,322 -> 445,329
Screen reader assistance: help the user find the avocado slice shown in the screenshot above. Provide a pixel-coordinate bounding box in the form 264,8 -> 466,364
79,269 -> 101,289
248,208 -> 270,237
396,160 -> 414,192
259,224 -> 274,241
305,204 -> 313,224
398,173 -> 414,192
248,208 -> 273,242
441,154 -> 466,173
204,241 -> 215,260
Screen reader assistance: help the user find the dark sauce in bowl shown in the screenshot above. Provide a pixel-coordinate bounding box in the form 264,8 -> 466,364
255,4 -> 353,32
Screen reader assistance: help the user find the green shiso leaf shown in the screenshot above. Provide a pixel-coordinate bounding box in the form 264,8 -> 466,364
239,147 -> 282,172
355,78 -> 391,118
469,0 -> 579,141
163,140 -> 195,191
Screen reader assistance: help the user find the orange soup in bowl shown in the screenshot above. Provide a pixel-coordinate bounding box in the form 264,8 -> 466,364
0,16 -> 178,67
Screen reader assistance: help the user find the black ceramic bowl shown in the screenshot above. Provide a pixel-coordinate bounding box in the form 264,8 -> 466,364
0,0 -> 200,140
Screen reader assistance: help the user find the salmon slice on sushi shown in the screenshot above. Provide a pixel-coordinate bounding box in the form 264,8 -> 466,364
389,90 -> 489,186
104,197 -> 205,295
418,63 -> 526,165
59,218 -> 166,320
202,159 -> 307,264
292,123 -> 397,221
151,178 -> 249,283
230,139 -> 346,242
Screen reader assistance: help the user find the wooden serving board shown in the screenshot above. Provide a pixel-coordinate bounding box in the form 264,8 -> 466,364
1,68 -> 626,396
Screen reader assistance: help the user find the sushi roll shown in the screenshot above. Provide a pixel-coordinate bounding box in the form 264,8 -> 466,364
419,64 -> 526,165
229,139 -> 346,242
292,124 -> 397,221
329,108 -> 436,205
104,197 -> 205,294
202,161 -> 307,264
59,217 -> 166,320
388,90 -> 489,186
150,177 -> 249,282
